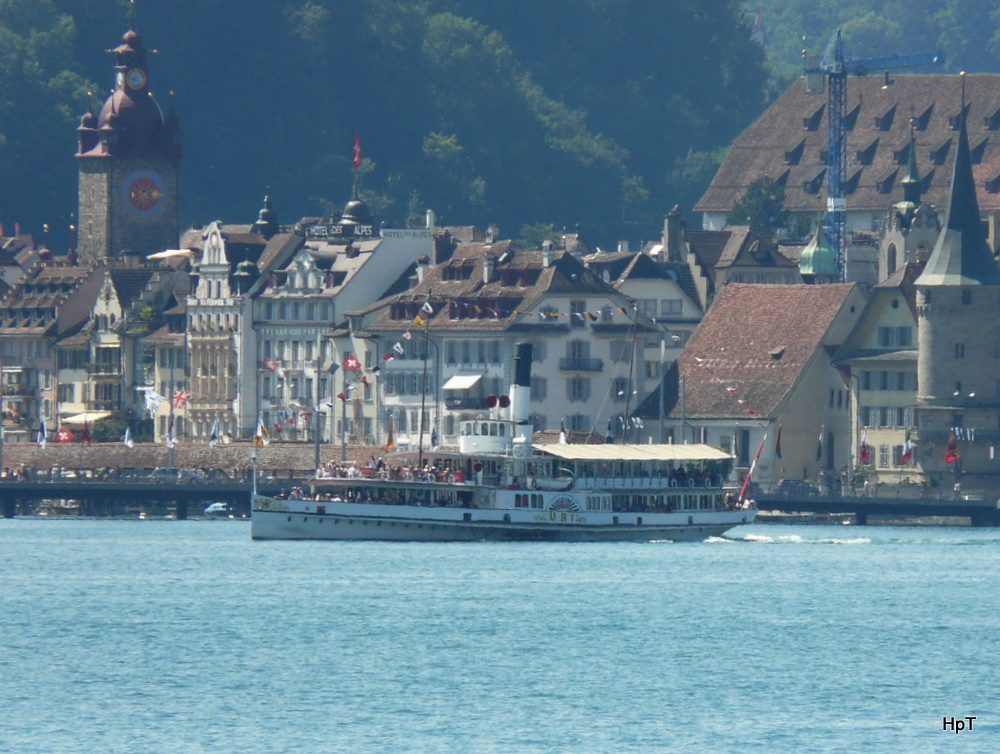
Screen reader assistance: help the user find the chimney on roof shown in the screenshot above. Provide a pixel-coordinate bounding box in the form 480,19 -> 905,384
121,248 -> 140,269
426,209 -> 435,229
344,243 -> 358,259
486,224 -> 499,244
665,205 -> 685,263
617,240 -> 629,253
416,254 -> 429,282
541,239 -> 553,267
483,252 -> 495,282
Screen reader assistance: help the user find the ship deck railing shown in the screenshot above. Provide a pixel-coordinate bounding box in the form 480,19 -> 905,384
583,475 -> 723,490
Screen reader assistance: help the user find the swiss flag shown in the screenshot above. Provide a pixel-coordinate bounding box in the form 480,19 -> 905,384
343,355 -> 361,372
56,427 -> 74,443
352,133 -> 362,170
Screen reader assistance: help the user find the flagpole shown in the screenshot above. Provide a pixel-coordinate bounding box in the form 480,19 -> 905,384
313,357 -> 321,473
340,382 -> 347,463
0,357 -> 5,475
623,304 -> 639,445
168,377 -> 176,467
659,340 -> 666,443
417,293 -> 432,470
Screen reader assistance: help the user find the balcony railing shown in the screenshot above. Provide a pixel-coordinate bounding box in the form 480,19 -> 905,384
444,396 -> 488,410
559,358 -> 603,372
89,400 -> 121,412
1,385 -> 35,396
86,363 -> 123,375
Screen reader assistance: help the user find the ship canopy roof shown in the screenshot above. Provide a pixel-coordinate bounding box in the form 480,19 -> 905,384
534,443 -> 731,462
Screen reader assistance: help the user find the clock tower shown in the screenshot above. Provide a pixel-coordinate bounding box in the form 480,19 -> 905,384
77,26 -> 181,265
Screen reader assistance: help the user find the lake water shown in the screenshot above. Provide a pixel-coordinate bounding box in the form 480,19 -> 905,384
1,519 -> 998,753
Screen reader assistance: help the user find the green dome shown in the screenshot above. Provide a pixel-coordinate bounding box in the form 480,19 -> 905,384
800,225 -> 839,277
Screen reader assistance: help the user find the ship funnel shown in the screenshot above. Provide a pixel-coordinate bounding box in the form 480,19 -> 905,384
510,343 -> 533,427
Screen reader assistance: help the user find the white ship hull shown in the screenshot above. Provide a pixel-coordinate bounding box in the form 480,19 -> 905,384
251,497 -> 755,542
251,343 -> 756,544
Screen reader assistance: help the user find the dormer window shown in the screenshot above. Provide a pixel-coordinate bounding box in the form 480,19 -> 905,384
803,169 -> 826,195
856,138 -> 879,165
971,137 -> 989,165
875,105 -> 897,131
784,139 -> 806,165
803,104 -> 824,131
949,105 -> 971,130
877,169 -> 899,194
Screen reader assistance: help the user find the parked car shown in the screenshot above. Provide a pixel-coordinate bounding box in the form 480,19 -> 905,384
775,479 -> 820,497
179,468 -> 209,483
149,467 -> 180,482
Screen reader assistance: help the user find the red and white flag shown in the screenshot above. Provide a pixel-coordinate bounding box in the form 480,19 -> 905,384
900,430 -> 913,465
172,389 -> 190,409
343,355 -> 361,372
353,133 -> 362,170
738,432 -> 768,503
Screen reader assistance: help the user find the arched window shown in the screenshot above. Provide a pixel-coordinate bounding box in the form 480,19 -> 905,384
886,243 -> 897,276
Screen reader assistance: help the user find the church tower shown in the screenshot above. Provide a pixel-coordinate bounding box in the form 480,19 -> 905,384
878,126 -> 940,282
76,26 -> 181,266
914,81 -> 1000,484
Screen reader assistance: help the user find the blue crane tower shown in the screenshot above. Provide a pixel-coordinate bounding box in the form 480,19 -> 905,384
805,30 -> 943,281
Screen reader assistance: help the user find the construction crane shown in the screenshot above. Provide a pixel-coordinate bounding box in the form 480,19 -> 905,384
804,30 -> 943,281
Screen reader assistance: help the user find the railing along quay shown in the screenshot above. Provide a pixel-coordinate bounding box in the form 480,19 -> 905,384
0,478 -> 288,520
755,489 -> 1000,526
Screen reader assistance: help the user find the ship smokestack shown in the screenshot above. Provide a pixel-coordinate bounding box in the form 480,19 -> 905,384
510,342 -> 533,427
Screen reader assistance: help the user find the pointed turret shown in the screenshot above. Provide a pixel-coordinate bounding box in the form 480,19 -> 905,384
900,128 -> 922,206
914,99 -> 1000,286
251,193 -> 279,240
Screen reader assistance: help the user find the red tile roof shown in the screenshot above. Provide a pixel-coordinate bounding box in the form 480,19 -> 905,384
697,74 -> 1000,215
675,283 -> 859,419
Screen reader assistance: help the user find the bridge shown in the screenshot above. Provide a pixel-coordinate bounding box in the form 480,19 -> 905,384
755,492 -> 1000,526
0,479 -> 287,519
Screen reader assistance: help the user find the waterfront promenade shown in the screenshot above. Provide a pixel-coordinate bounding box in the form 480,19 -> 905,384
755,487 -> 1000,526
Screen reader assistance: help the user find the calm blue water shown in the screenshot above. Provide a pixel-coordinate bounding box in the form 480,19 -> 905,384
2,520 -> 998,753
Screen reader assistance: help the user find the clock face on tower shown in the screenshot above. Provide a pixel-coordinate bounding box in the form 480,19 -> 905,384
126,67 -> 147,90
123,171 -> 167,218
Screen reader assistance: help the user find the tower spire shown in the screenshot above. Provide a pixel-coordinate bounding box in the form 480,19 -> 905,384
915,73 -> 1000,286
901,118 -> 922,205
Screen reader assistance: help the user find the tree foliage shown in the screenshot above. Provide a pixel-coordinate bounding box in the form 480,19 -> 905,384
2,0 -> 767,250
727,176 -> 789,238
749,0 -> 1000,87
